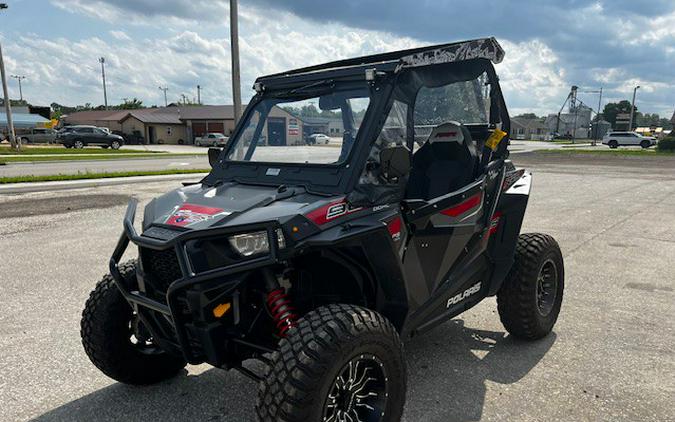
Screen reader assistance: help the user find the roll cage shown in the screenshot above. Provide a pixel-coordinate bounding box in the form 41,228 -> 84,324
204,37 -> 510,198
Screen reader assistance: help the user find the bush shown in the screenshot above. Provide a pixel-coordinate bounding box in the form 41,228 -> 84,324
657,136 -> 675,152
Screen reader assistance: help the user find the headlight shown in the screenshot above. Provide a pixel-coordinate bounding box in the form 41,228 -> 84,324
228,229 -> 285,257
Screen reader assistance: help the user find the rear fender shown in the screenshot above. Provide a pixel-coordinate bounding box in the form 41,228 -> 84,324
486,171 -> 531,295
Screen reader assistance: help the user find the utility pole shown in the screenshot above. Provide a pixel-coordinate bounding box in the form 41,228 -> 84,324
197,85 -> 201,104
158,86 -> 168,107
99,57 -> 108,109
10,74 -> 25,101
230,0 -> 242,124
0,3 -> 17,150
629,85 -> 640,131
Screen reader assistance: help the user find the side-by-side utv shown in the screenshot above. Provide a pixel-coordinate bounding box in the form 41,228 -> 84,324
81,37 -> 564,422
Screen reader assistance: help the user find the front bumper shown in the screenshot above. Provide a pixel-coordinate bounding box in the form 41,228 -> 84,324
109,199 -> 281,364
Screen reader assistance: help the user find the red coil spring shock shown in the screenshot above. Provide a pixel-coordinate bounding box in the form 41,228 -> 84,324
266,288 -> 298,337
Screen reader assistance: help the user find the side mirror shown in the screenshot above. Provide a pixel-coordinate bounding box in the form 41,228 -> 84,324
379,145 -> 411,182
208,147 -> 221,168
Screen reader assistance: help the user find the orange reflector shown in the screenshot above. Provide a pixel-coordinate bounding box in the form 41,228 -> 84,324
292,226 -> 299,233
213,302 -> 231,318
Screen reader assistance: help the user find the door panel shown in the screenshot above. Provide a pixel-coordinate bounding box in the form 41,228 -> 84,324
402,178 -> 485,296
400,164 -> 505,333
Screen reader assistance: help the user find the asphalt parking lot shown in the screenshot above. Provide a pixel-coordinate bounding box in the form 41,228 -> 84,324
0,153 -> 673,422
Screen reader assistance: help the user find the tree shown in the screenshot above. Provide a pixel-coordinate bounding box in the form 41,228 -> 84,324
602,100 -> 636,127
514,113 -> 539,119
116,98 -> 144,110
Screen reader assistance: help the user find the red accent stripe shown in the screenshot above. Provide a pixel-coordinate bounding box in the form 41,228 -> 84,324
387,216 -> 402,237
440,193 -> 482,217
488,211 -> 502,236
305,198 -> 362,226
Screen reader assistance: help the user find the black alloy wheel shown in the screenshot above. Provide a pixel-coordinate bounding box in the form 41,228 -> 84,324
323,354 -> 388,422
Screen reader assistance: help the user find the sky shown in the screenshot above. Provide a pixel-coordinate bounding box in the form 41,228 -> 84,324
0,0 -> 673,117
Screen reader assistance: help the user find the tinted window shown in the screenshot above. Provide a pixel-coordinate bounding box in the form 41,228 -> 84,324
78,128 -> 94,133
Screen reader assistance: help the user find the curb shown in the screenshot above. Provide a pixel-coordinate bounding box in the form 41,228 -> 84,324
0,173 -> 208,194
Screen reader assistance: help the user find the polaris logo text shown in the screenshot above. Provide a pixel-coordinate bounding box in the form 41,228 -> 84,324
446,282 -> 482,308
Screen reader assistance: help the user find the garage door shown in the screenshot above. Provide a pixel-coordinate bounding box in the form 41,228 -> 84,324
207,122 -> 224,134
192,122 -> 207,139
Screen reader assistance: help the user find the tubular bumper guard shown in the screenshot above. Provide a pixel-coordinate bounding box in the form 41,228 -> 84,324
109,199 -> 281,363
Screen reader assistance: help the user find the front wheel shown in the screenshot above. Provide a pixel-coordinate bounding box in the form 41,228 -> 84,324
111,140 -> 121,150
497,233 -> 564,340
257,304 -> 406,422
80,260 -> 186,384
74,140 -> 84,149
640,140 -> 650,149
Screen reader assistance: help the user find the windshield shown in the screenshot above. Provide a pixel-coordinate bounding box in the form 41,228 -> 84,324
225,86 -> 371,165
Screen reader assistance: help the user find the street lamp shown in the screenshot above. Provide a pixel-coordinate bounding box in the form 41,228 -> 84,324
0,2 -> 18,150
629,85 -> 640,131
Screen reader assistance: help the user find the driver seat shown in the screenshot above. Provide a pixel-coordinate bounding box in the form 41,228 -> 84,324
406,121 -> 479,200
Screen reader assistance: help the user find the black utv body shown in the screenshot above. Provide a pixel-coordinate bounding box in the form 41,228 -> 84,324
81,38 -> 564,422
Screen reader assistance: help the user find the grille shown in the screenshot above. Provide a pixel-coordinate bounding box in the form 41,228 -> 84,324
142,247 -> 183,292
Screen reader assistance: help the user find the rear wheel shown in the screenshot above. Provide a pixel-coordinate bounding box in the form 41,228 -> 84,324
74,140 -> 84,149
81,260 -> 186,384
257,304 -> 406,422
497,233 -> 564,340
608,140 -> 618,149
21,137 -> 29,145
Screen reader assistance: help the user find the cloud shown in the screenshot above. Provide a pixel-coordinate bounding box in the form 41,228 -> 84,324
109,30 -> 131,41
51,0 -> 228,25
15,0 -> 674,117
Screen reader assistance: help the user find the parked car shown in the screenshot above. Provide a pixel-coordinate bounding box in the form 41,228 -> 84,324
57,126 -> 124,149
602,131 -> 657,149
307,133 -> 330,145
195,132 -> 228,147
18,128 -> 58,144
113,130 -> 145,145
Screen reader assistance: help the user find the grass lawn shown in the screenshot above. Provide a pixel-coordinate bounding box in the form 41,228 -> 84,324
0,145 -> 170,155
0,169 -> 210,184
536,148 -> 675,157
0,153 -> 201,164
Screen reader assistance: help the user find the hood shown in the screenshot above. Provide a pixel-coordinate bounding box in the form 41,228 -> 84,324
142,182 -> 324,232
